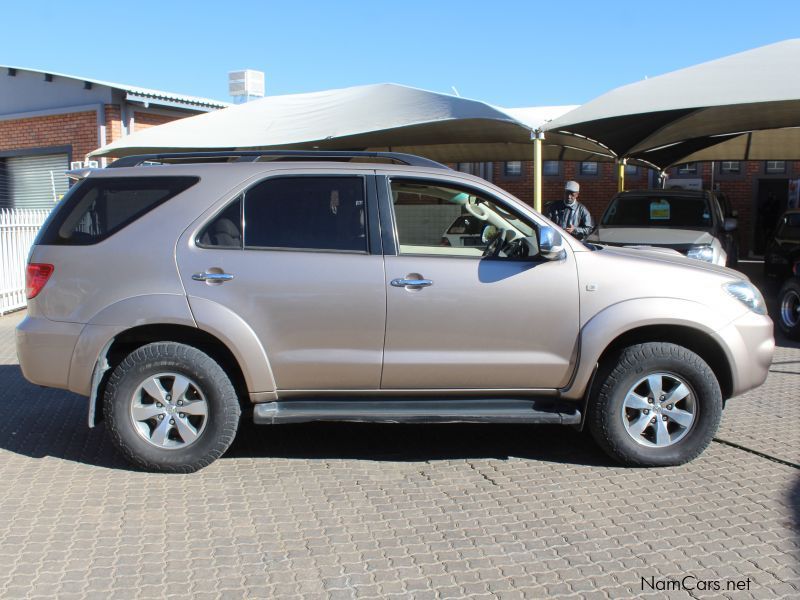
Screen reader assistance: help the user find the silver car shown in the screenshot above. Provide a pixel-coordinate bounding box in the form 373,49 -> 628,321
588,189 -> 739,267
16,151 -> 774,472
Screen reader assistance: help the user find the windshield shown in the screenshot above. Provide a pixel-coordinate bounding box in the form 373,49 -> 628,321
775,213 -> 800,241
601,195 -> 713,228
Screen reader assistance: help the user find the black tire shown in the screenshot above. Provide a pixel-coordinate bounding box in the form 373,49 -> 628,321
587,342 -> 722,467
104,342 -> 241,473
777,279 -> 800,340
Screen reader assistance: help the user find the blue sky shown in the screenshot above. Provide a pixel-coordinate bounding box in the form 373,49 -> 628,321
2,0 -> 798,107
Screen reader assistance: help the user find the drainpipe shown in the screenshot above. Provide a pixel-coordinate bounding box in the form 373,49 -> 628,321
532,129 -> 544,212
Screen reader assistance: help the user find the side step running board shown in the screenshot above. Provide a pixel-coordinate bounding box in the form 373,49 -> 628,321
253,398 -> 581,425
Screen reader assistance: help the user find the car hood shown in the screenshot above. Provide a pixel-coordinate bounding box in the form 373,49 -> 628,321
589,227 -> 715,246
596,244 -> 742,279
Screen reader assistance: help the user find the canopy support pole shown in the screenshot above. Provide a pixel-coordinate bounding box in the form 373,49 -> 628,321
532,130 -> 544,212
617,158 -> 627,192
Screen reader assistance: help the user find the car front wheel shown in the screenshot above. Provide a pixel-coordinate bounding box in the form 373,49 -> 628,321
777,279 -> 800,340
104,342 -> 241,473
588,342 -> 722,467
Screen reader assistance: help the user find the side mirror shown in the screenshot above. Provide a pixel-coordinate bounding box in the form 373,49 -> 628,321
723,217 -> 738,232
539,225 -> 566,260
730,209 -> 739,218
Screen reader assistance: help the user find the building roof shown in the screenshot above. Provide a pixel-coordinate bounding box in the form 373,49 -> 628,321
2,65 -> 230,110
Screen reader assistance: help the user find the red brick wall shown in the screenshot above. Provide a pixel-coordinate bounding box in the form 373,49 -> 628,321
133,111 -> 176,131
0,111 -> 97,160
104,104 -> 122,145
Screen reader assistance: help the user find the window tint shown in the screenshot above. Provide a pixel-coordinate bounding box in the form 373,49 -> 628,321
37,176 -> 198,245
198,197 -> 242,248
243,177 -> 366,252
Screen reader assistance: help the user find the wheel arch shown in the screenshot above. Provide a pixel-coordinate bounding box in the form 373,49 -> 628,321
594,325 -> 733,400
91,324 -> 250,426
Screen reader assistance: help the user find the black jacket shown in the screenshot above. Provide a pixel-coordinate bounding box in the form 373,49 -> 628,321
545,200 -> 594,240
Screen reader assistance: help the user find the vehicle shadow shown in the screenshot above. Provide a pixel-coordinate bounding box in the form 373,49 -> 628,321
0,363 -> 613,470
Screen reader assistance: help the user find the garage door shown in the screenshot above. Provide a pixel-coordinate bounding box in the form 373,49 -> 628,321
0,153 -> 69,210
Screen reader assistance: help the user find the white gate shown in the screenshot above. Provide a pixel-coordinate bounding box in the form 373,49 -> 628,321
0,209 -> 49,314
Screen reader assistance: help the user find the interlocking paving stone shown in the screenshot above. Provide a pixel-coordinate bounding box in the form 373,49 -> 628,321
1,275 -> 799,598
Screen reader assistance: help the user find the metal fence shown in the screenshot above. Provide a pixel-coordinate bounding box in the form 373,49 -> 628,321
0,209 -> 50,315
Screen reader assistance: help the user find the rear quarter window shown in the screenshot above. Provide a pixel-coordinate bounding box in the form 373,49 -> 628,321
36,176 -> 198,245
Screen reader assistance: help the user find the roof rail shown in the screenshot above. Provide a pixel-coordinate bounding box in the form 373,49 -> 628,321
106,150 -> 450,170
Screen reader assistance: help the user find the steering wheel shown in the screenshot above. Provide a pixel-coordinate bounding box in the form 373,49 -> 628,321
503,238 -> 528,259
482,229 -> 506,258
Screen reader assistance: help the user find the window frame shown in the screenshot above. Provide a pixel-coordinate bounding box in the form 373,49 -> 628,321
579,161 -> 599,177
381,175 -> 542,262
503,161 -> 523,177
36,175 -> 199,246
194,174 -> 380,255
542,160 -> 560,177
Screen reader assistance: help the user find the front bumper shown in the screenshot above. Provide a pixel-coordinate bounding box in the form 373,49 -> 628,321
716,310 -> 775,397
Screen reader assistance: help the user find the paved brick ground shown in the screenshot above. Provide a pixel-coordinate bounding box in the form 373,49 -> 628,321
1,274 -> 798,598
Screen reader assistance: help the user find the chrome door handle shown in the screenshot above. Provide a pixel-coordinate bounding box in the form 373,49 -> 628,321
391,278 -> 433,287
192,272 -> 234,282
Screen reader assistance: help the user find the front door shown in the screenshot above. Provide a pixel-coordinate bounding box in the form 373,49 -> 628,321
379,176 -> 580,391
177,172 -> 387,391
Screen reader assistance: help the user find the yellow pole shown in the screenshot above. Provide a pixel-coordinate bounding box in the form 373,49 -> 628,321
617,158 -> 627,192
532,130 -> 544,212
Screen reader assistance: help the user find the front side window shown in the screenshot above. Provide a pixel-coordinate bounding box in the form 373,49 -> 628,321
390,179 -> 537,259
243,176 -> 367,252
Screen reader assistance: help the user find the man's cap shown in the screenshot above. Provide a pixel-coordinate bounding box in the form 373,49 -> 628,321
565,181 -> 580,193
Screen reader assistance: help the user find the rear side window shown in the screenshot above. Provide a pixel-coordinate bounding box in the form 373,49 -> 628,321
243,176 -> 366,252
37,176 -> 198,245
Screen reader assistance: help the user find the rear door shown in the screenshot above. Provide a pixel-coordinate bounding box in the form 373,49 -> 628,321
177,170 -> 387,391
378,175 -> 580,391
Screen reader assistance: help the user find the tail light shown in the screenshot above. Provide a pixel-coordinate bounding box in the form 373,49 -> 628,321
26,263 -> 54,299
793,262 -> 799,277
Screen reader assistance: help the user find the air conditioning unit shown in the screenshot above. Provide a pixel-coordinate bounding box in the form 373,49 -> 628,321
228,69 -> 265,104
70,161 -> 99,169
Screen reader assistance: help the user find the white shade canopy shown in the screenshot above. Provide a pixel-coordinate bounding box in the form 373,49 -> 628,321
544,39 -> 800,167
90,83 -> 614,163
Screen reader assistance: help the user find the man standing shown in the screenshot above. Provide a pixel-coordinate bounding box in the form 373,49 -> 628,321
545,181 -> 594,240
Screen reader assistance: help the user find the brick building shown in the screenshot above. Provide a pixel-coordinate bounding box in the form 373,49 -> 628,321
0,66 -> 228,209
458,158 -> 800,257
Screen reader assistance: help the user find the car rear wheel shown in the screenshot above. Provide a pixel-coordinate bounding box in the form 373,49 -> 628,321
104,342 -> 240,473
777,279 -> 800,340
588,342 -> 722,467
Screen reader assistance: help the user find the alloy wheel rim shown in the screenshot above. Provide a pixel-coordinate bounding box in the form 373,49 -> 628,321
130,372 -> 209,450
621,372 -> 696,448
780,289 -> 800,328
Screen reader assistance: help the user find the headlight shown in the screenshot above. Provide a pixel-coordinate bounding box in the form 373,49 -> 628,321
723,281 -> 767,315
687,244 -> 714,262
